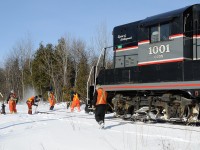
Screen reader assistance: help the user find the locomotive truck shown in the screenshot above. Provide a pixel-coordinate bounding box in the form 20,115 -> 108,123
86,4 -> 200,125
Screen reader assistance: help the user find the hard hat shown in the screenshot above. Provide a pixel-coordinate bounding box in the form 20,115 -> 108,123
11,90 -> 14,93
96,84 -> 101,89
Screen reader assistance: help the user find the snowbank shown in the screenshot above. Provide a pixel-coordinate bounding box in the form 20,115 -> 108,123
0,103 -> 200,150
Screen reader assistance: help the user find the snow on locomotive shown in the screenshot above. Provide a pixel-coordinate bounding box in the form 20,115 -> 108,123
86,4 -> 200,124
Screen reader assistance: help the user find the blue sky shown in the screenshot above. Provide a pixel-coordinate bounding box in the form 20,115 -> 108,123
0,0 -> 199,66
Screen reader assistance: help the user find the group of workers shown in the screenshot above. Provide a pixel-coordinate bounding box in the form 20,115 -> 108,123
3,89 -> 81,115
2,85 -> 107,129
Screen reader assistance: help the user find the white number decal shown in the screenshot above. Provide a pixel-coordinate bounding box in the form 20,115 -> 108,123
149,44 -> 170,55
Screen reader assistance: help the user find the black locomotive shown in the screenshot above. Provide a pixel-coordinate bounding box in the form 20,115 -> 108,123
87,4 -> 200,124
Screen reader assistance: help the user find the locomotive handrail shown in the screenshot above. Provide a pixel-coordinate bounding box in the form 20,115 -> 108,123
94,45 -> 113,91
86,66 -> 94,104
86,46 -> 113,105
94,47 -> 106,89
86,47 -> 106,105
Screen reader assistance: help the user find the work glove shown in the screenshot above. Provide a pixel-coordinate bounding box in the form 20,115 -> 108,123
92,105 -> 96,110
35,98 -> 40,102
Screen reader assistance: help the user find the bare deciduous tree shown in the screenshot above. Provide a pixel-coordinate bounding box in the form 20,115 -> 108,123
3,34 -> 34,101
12,35 -> 34,100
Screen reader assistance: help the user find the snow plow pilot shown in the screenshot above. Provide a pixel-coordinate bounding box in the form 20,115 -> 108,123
26,95 -> 42,114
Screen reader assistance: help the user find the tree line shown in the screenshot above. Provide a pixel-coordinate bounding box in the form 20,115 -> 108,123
0,30 -> 111,103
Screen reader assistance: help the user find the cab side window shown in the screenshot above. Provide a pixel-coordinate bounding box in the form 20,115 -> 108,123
160,23 -> 170,41
150,23 -> 170,43
150,26 -> 159,42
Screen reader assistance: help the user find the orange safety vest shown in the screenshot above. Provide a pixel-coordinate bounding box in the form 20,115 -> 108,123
96,88 -> 107,105
73,93 -> 79,102
27,96 -> 35,102
49,93 -> 56,106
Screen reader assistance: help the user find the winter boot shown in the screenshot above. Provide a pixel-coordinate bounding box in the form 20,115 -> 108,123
98,121 -> 105,129
1,103 -> 6,114
28,109 -> 32,114
50,106 -> 54,110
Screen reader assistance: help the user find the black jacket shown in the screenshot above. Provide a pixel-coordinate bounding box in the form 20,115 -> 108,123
92,90 -> 98,106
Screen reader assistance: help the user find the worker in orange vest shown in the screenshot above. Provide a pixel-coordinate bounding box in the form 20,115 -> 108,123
26,95 -> 42,114
92,85 -> 107,129
6,90 -> 18,114
71,92 -> 81,112
67,88 -> 75,109
48,91 -> 56,110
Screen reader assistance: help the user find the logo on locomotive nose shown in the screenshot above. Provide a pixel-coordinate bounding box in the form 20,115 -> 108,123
118,34 -> 132,41
149,44 -> 170,58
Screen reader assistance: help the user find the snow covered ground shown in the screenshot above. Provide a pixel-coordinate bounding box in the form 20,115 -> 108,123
0,102 -> 200,150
